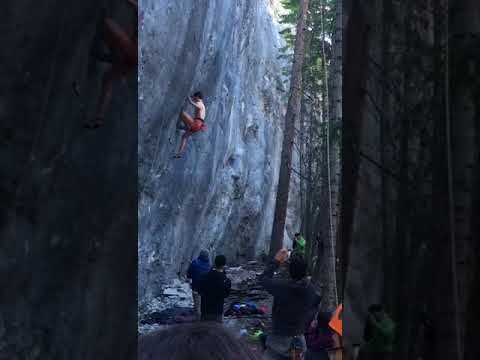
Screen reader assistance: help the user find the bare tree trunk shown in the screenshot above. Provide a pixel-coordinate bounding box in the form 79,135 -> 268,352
319,0 -> 338,307
444,3 -> 463,358
380,0 -> 392,311
304,106 -> 315,267
450,1 -> 480,358
330,0 -> 343,304
299,99 -> 306,233
270,0 -> 310,257
460,0 -> 480,352
393,4 -> 411,357
340,0 -> 369,302
431,1 -> 461,358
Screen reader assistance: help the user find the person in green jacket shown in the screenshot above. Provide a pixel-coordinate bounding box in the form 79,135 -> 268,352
358,304 -> 395,360
292,233 -> 306,257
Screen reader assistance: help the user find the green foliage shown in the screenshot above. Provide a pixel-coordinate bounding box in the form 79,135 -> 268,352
278,0 -> 341,155
279,0 -> 337,95
279,0 -> 300,47
279,0 -> 336,47
278,1 -> 342,256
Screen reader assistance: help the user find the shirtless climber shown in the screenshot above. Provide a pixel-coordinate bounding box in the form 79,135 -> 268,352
85,0 -> 138,128
174,91 -> 207,158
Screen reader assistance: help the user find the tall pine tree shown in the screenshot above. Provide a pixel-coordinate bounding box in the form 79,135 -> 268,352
270,0 -> 311,257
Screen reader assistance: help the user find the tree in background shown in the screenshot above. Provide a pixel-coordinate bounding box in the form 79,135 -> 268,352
277,0 -> 341,310
270,0 -> 311,257
342,0 -> 480,358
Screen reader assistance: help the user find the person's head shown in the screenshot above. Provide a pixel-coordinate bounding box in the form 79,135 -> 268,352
214,255 -> 227,269
368,304 -> 386,321
294,232 -> 301,239
139,322 -> 259,360
192,91 -> 203,101
289,255 -> 307,280
198,250 -> 209,262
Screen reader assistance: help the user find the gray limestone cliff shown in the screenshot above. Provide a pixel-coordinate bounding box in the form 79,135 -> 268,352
138,0 -> 297,308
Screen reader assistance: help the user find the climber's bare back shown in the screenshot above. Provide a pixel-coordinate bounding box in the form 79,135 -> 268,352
192,99 -> 206,120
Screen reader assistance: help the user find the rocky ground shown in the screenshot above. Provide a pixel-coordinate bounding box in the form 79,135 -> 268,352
138,261 -> 274,354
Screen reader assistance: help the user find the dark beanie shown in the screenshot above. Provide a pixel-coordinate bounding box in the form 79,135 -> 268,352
199,250 -> 209,261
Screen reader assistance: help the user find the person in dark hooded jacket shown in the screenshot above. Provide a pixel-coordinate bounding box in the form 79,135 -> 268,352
186,250 -> 210,318
260,249 -> 321,359
197,255 -> 231,323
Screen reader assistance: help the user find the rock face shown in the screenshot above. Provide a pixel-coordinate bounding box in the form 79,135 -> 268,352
138,0 -> 293,307
1,2 -> 136,359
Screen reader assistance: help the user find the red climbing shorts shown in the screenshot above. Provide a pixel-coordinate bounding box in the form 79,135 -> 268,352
190,118 -> 206,133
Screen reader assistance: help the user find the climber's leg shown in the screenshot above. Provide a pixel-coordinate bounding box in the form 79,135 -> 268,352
180,111 -> 195,129
85,67 -> 121,128
104,18 -> 137,66
175,131 -> 192,158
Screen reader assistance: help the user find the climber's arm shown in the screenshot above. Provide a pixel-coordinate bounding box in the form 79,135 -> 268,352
188,97 -> 202,109
259,249 -> 289,296
259,262 -> 284,295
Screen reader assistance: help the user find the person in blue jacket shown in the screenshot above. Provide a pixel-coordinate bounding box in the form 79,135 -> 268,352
186,250 -> 210,319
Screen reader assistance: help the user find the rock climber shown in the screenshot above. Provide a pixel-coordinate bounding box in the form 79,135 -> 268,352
357,304 -> 395,360
304,311 -> 335,360
174,91 -> 207,158
292,233 -> 306,257
197,255 -> 231,323
186,250 -> 210,319
85,0 -> 138,128
260,249 -> 321,360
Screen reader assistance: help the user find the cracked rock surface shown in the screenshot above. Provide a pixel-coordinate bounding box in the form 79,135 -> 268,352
138,0 -> 300,308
